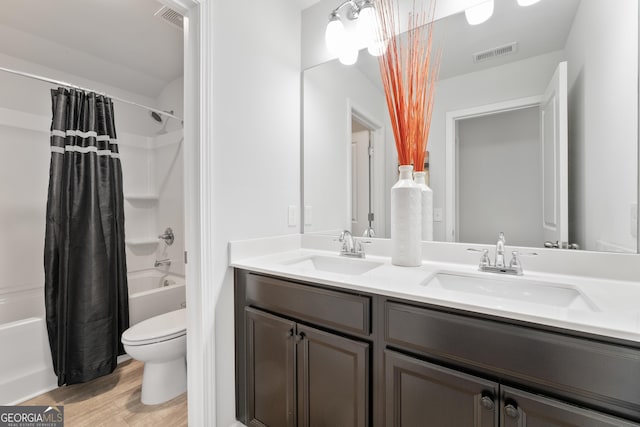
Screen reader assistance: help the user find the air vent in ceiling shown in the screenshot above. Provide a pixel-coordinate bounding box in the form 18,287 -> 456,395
473,42 -> 518,63
154,5 -> 184,31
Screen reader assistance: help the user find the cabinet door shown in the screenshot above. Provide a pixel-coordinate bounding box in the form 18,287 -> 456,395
246,307 -> 296,427
385,350 -> 498,427
296,324 -> 370,427
501,386 -> 640,427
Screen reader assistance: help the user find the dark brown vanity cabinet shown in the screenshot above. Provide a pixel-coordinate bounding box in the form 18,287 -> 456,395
385,300 -> 640,426
385,349 -> 638,427
236,269 -> 640,427
385,349 -> 498,426
499,387 -> 639,427
236,271 -> 371,427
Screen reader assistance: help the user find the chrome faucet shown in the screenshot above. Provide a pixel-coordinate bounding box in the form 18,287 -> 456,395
495,232 -> 506,268
154,258 -> 172,268
158,227 -> 175,246
338,230 -> 367,258
468,232 -> 536,276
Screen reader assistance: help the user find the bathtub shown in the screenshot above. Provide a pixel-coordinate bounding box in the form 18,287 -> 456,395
127,269 -> 186,325
0,269 -> 186,404
0,286 -> 57,405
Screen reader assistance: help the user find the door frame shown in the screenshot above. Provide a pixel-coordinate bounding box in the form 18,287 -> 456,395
444,95 -> 542,242
347,99 -> 385,237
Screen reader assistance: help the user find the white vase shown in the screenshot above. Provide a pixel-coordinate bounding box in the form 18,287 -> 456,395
391,165 -> 422,266
413,171 -> 433,241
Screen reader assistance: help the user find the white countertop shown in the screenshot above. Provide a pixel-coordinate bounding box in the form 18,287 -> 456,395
230,244 -> 640,344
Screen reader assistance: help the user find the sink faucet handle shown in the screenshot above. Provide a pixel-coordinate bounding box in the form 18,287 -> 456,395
508,251 -> 537,275
508,251 -> 522,274
467,248 -> 491,268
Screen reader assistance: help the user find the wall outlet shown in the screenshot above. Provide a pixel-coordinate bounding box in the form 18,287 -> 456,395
288,205 -> 297,227
304,205 -> 312,226
631,202 -> 638,238
433,208 -> 443,222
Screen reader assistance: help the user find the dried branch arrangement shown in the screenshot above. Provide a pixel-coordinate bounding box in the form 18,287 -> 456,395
376,0 -> 440,170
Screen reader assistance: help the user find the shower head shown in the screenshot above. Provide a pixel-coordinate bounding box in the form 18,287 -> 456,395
151,111 -> 163,123
152,110 -> 175,135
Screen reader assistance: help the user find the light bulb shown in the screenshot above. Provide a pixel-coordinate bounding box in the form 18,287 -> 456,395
357,4 -> 377,46
325,15 -> 346,56
517,0 -> 541,5
339,44 -> 359,65
465,0 -> 494,26
367,37 -> 388,56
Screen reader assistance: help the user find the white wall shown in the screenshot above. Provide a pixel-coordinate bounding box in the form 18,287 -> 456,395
304,60 -> 388,235
564,0 -> 638,252
458,107 -> 542,246
207,0 -> 301,424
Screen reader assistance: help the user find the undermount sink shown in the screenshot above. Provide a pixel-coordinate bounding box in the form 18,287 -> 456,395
425,272 -> 597,311
283,255 -> 383,275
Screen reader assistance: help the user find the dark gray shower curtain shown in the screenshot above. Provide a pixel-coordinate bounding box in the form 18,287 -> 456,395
44,88 -> 129,386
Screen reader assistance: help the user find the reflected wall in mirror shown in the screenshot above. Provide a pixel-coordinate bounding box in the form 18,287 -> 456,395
303,0 -> 638,253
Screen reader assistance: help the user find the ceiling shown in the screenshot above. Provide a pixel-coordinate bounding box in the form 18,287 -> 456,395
356,0 -> 580,89
0,0 -> 184,98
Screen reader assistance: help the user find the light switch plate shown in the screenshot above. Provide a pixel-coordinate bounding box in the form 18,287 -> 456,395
433,208 -> 443,222
631,202 -> 638,238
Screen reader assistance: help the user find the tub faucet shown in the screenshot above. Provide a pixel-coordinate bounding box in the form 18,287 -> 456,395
154,258 -> 171,268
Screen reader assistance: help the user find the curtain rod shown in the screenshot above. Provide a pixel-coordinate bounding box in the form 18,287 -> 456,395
0,65 -> 183,122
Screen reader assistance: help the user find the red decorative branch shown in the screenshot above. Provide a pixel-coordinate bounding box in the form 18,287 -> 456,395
376,0 -> 440,170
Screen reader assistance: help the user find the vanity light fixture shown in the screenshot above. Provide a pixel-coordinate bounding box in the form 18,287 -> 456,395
325,11 -> 346,57
465,0 -> 494,26
324,0 -> 384,65
517,0 -> 541,6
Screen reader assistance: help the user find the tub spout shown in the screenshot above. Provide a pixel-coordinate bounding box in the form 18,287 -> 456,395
154,258 -> 171,268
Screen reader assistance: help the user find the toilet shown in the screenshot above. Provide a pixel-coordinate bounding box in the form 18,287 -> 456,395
121,308 -> 187,405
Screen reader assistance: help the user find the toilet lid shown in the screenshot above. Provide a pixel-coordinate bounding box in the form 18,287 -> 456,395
122,308 -> 186,346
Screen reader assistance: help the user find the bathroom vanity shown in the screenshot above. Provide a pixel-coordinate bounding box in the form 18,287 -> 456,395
232,247 -> 640,427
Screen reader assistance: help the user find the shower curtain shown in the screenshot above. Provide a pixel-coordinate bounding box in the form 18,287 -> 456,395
44,88 -> 129,386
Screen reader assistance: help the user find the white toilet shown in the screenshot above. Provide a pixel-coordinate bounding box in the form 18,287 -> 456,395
121,308 -> 187,405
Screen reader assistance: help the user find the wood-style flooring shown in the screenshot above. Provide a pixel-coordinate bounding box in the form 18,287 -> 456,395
20,359 -> 187,427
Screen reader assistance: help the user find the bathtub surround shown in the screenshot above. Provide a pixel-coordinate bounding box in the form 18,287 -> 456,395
44,88 -> 129,386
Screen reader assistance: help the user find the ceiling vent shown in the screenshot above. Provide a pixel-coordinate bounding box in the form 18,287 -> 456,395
473,42 -> 518,63
154,5 -> 184,31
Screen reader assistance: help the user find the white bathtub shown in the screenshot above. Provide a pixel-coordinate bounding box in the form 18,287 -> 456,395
128,269 -> 186,325
0,269 -> 186,404
0,286 -> 57,405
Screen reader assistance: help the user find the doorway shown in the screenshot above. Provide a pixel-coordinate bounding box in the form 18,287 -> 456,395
457,106 -> 542,247
349,107 -> 384,238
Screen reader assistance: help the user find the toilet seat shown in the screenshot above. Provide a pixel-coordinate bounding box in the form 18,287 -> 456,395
122,308 -> 186,346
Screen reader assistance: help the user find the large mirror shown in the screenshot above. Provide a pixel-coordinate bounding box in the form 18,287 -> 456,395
303,0 -> 639,253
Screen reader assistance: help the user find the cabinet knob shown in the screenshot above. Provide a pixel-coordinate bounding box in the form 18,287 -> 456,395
480,395 -> 495,410
504,403 -> 519,419
296,332 -> 306,341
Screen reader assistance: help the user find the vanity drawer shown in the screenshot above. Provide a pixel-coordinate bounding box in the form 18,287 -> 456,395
244,273 -> 371,336
385,300 -> 640,421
